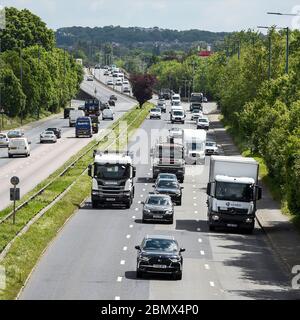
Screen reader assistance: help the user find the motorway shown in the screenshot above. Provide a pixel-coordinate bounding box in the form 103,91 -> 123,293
20,100 -> 300,300
0,71 -> 136,211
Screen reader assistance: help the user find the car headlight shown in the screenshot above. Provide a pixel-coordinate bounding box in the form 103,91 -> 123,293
170,257 -> 181,263
165,210 -> 173,215
139,256 -> 150,262
143,209 -> 151,214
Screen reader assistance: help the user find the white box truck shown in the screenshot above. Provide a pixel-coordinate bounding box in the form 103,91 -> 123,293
206,156 -> 262,233
183,129 -> 206,165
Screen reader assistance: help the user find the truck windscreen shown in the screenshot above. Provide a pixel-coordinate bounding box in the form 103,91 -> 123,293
157,146 -> 183,159
215,182 -> 254,202
95,164 -> 130,180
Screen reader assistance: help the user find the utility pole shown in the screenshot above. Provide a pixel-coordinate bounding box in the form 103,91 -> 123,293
268,33 -> 272,80
285,27 -> 289,74
20,44 -> 23,125
37,43 -> 41,119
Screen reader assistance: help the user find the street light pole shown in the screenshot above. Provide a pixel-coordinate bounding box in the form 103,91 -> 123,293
286,27 -> 289,74
20,44 -> 23,125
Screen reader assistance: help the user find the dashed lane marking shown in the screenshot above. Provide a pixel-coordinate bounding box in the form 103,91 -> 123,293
198,238 -> 202,243
117,277 -> 123,282
123,247 -> 128,251
115,296 -> 120,300
210,281 -> 215,287
205,264 -> 210,270
126,235 -> 131,239
120,260 -> 126,265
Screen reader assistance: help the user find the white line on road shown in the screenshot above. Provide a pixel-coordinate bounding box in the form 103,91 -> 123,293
205,264 -> 210,270
117,277 -> 123,282
132,216 -> 136,219
120,260 -> 126,265
145,184 -> 148,186
200,250 -> 205,256
195,211 -> 198,214
210,281 -> 215,287
115,296 -> 120,300
198,238 -> 202,243
143,189 -> 146,192
140,195 -> 144,198
197,228 -> 201,232
126,235 -> 131,239
193,197 -> 197,200
129,225 -> 133,228
135,208 -> 139,211
123,247 -> 128,251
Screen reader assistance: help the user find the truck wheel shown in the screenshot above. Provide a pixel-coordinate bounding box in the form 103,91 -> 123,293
177,198 -> 182,206
179,178 -> 184,183
125,199 -> 132,209
136,270 -> 143,278
8,154 -> 12,158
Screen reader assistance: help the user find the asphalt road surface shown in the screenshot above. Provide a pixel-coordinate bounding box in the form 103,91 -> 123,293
20,101 -> 300,300
0,73 -> 136,211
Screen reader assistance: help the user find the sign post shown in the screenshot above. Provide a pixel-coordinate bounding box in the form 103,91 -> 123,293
10,176 -> 20,224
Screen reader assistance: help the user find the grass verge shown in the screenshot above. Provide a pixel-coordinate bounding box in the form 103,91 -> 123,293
0,103 -> 152,300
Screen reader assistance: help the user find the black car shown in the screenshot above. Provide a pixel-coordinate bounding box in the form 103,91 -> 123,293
153,179 -> 183,205
108,99 -> 115,107
110,95 -> 118,101
46,128 -> 62,139
142,194 -> 174,224
63,107 -> 74,119
135,235 -> 185,280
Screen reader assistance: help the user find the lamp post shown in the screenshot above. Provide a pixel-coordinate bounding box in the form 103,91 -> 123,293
0,108 -> 4,132
266,12 -> 298,74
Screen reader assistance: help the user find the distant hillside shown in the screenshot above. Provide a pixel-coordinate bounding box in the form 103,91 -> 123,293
56,26 -> 230,47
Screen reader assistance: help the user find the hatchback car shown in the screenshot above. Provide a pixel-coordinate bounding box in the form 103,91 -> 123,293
87,75 -> 94,81
107,80 -> 114,86
142,194 -> 174,224
157,101 -> 167,113
123,79 -> 129,85
153,179 -> 183,205
135,235 -> 185,280
110,95 -> 118,101
191,109 -> 203,121
40,131 -> 57,143
150,108 -> 162,120
123,87 -> 131,93
102,108 -> 114,120
169,127 -> 183,138
0,133 -> 9,148
205,141 -> 219,155
197,117 -> 210,130
46,128 -> 62,139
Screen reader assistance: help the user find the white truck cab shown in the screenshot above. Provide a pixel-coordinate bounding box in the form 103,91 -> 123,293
88,151 -> 136,208
183,129 -> 206,165
206,156 -> 262,233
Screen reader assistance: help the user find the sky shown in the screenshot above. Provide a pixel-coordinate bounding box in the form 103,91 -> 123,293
2,0 -> 300,32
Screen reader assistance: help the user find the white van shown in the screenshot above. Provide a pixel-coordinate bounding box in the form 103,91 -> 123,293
170,108 -> 185,124
171,94 -> 181,106
69,109 -> 85,127
102,108 -> 114,120
8,138 -> 31,158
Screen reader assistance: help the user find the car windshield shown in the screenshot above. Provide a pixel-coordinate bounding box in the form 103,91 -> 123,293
8,131 -> 22,137
174,111 -> 183,116
158,174 -> 176,180
157,180 -> 178,189
199,119 -> 208,123
47,128 -> 57,132
206,142 -> 216,147
143,239 -> 178,252
146,197 -> 171,206
157,146 -> 183,159
151,109 -> 160,112
0,134 -> 7,139
215,182 -> 254,202
44,131 -> 54,135
94,164 -> 130,180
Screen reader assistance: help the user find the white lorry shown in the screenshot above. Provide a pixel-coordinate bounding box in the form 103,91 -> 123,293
183,129 -> 206,165
88,151 -> 136,208
206,156 -> 262,233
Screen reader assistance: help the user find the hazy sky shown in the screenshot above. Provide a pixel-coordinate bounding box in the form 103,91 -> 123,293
2,0 -> 300,32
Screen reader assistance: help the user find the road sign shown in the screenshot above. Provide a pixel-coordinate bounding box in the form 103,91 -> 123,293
10,176 -> 20,186
10,188 -> 20,201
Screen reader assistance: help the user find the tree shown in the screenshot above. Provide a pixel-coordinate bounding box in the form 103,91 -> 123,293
0,7 -> 55,51
130,74 -> 157,108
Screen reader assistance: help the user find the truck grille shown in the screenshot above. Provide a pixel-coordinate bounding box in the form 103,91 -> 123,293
218,208 -> 249,215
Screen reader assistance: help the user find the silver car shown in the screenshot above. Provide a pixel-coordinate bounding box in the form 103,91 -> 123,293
40,131 -> 57,143
142,194 -> 174,224
0,133 -> 9,148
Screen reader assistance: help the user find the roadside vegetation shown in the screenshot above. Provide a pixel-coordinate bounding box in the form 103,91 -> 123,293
150,29 -> 300,221
0,7 -> 83,123
0,102 -> 153,300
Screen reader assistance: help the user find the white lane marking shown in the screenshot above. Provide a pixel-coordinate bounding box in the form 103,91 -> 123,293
205,264 -> 210,270
145,184 -> 148,186
132,216 -> 136,219
197,228 -> 201,232
140,195 -> 144,198
135,208 -> 139,211
193,191 -> 196,194
193,197 -> 197,200
143,189 -> 146,192
126,234 -> 131,239
129,225 -> 133,228
198,238 -> 202,243
115,296 -> 120,300
210,281 -> 215,287
200,250 -> 205,256
138,201 -> 141,204
120,260 -> 126,265
123,247 -> 128,251
194,211 -> 198,214
117,277 -> 123,282
193,185 -> 196,188
147,173 -> 151,176
194,203 -> 197,207
150,168 -> 153,171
